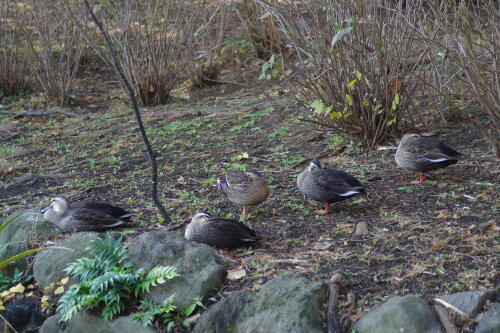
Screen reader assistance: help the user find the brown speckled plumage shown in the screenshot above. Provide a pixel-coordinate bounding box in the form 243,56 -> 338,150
218,170 -> 269,215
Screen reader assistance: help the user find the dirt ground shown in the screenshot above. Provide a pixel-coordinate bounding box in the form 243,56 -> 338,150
1,60 -> 498,325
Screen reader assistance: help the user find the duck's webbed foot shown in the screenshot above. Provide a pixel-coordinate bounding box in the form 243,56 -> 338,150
314,203 -> 331,215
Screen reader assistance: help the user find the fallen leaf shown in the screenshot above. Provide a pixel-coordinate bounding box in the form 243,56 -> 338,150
227,267 -> 247,281
59,277 -> 70,285
233,152 -> 250,161
9,283 -> 25,294
54,286 -> 65,295
431,240 -> 446,250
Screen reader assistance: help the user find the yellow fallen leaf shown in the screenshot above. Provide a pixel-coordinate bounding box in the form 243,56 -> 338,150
9,283 -> 25,294
41,295 -> 49,303
234,152 -> 250,161
59,277 -> 70,285
54,286 -> 65,295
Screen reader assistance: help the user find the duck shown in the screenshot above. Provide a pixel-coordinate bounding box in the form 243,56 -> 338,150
217,170 -> 269,216
395,133 -> 463,183
41,196 -> 134,232
185,212 -> 259,249
297,160 -> 366,214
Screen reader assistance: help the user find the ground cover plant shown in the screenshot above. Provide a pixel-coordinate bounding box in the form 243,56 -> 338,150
0,0 -> 498,331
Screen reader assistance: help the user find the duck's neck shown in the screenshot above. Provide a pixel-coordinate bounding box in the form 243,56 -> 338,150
43,209 -> 63,224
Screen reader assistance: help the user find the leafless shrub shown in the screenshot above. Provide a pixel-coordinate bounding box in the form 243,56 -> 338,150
188,1 -> 231,87
425,1 -> 500,157
0,1 -> 31,98
274,0 -> 435,148
26,0 -> 84,105
236,0 -> 284,59
81,0 -> 200,106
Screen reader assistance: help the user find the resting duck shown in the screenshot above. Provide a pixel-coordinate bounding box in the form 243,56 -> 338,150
185,212 -> 259,249
395,133 -> 463,183
297,160 -> 366,214
42,196 -> 134,232
217,170 -> 269,216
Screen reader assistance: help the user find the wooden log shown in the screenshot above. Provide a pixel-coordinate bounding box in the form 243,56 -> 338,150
327,271 -> 343,333
433,304 -> 460,333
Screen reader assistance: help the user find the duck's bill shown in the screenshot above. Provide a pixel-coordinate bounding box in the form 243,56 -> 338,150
41,206 -> 50,213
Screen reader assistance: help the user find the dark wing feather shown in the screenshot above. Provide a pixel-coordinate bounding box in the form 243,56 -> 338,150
415,137 -> 462,159
207,218 -> 259,248
75,202 -> 133,221
313,170 -> 361,196
71,207 -> 127,227
327,169 -> 366,192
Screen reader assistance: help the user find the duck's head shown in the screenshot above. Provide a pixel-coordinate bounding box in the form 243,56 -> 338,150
41,196 -> 70,223
191,212 -> 210,224
399,133 -> 420,144
307,160 -> 322,171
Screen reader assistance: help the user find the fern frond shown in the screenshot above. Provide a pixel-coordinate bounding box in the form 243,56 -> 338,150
135,266 -> 179,296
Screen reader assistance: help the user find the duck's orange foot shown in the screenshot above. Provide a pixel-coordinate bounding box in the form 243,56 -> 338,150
314,203 -> 331,215
418,171 -> 425,184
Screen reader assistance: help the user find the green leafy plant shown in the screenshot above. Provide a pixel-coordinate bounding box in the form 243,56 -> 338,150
57,234 -> 180,323
0,269 -> 33,292
132,295 -> 205,331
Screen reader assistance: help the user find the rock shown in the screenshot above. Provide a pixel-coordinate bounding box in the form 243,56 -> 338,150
128,231 -> 226,310
0,211 -> 57,275
40,312 -> 156,333
476,303 -> 500,333
440,290 -> 495,317
4,298 -> 46,333
33,232 -> 101,288
355,222 -> 369,235
193,272 -> 327,333
354,295 -> 444,333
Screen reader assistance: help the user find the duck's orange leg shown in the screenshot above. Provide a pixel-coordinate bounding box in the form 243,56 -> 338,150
241,206 -> 247,216
314,203 -> 331,215
418,171 -> 425,184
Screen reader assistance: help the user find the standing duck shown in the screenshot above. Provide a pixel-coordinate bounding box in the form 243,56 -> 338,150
297,160 -> 366,214
185,212 -> 259,249
217,170 -> 269,216
395,133 -> 463,183
42,196 -> 134,232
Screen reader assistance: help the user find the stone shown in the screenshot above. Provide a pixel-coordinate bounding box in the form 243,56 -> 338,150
128,231 -> 226,310
33,232 -> 101,288
4,298 -> 46,333
0,211 -> 58,275
355,222 -> 369,235
40,312 -> 156,333
193,272 -> 327,333
354,295 -> 444,333
440,290 -> 495,317
476,303 -> 500,333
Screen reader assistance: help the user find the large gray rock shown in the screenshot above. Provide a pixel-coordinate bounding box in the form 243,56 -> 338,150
33,232 -> 101,288
193,273 -> 327,333
440,290 -> 495,317
40,312 -> 156,333
0,211 -> 57,274
476,303 -> 500,333
128,231 -> 226,310
354,295 -> 443,333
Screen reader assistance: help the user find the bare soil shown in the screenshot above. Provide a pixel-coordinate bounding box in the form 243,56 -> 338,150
1,60 -> 498,326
